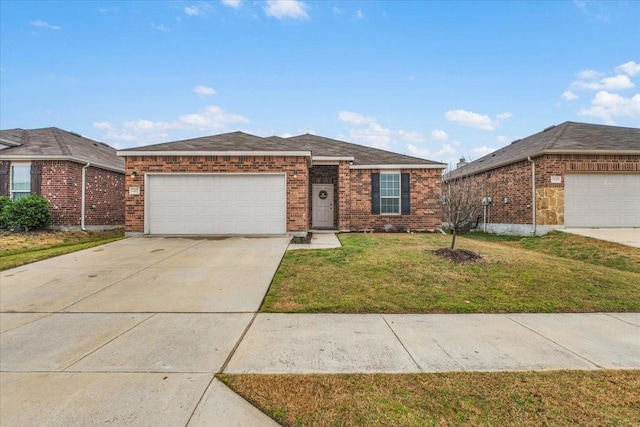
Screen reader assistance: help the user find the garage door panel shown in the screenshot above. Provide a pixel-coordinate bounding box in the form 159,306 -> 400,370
147,174 -> 286,235
565,174 -> 640,227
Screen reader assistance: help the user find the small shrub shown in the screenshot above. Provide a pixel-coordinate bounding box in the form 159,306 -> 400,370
0,196 -> 10,229
1,195 -> 52,231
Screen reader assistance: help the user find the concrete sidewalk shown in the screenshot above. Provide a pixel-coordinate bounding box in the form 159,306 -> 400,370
225,313 -> 640,374
288,232 -> 342,250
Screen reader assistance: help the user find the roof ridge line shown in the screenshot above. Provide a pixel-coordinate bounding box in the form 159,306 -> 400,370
53,128 -> 72,156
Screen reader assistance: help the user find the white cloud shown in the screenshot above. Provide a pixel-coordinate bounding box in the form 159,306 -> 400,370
616,61 -> 640,77
430,129 -> 449,141
496,112 -> 512,120
445,109 -> 495,131
151,23 -> 169,32
338,111 -> 425,150
562,90 -> 580,100
406,143 -> 456,160
496,135 -> 509,144
264,0 -> 310,20
221,0 -> 242,8
93,121 -> 114,131
398,130 -> 425,143
578,90 -> 640,122
572,74 -> 635,91
473,146 -> 497,157
338,110 -> 375,125
332,6 -> 343,15
94,105 -> 249,147
575,69 -> 604,80
193,85 -> 217,96
184,4 -> 212,16
354,10 -> 364,19
185,6 -> 201,15
30,20 -> 60,30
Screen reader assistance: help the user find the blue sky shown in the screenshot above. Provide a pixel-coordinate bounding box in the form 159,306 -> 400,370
1,0 -> 639,165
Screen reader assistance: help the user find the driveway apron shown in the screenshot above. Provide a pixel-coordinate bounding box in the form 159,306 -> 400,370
0,236 -> 287,427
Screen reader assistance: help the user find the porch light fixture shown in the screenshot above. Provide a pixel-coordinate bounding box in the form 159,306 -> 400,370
293,170 -> 298,178
130,171 -> 137,179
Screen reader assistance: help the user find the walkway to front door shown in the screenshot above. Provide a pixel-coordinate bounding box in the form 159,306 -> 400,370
312,184 -> 334,228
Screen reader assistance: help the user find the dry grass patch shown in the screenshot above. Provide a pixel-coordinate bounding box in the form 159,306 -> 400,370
220,371 -> 640,427
262,233 -> 639,313
0,229 -> 124,270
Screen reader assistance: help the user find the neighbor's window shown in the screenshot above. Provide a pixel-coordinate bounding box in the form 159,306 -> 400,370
11,164 -> 31,199
380,172 -> 400,214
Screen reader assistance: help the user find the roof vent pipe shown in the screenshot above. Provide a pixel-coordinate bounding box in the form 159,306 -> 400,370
81,162 -> 90,231
527,156 -> 536,235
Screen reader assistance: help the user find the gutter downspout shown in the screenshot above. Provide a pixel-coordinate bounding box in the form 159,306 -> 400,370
81,162 -> 90,231
527,156 -> 536,235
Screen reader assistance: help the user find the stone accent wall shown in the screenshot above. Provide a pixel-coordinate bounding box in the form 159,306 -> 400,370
536,187 -> 564,225
347,168 -> 443,231
124,155 -> 308,233
0,160 -> 124,227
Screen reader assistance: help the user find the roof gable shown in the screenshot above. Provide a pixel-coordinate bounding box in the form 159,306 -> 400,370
455,121 -> 640,176
0,127 -> 124,172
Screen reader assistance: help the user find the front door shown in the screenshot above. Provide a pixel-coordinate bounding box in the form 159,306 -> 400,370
312,184 -> 334,228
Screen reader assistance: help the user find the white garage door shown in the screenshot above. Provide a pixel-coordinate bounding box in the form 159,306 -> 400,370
565,174 -> 640,227
147,174 -> 286,235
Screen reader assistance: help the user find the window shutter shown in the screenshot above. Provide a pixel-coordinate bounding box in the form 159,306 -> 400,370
30,164 -> 42,196
0,164 -> 7,196
401,173 -> 410,215
371,172 -> 380,214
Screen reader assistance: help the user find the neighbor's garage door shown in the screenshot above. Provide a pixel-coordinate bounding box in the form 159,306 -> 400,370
565,174 -> 640,227
147,174 -> 286,235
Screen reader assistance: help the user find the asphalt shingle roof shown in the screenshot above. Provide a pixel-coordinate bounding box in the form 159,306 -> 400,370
455,121 -> 640,177
120,131 -> 446,167
0,127 -> 124,172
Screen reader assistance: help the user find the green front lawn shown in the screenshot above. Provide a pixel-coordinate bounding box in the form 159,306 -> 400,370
262,233 -> 640,313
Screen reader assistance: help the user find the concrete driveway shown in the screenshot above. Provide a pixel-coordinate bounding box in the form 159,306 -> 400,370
0,236 -> 288,427
561,228 -> 640,248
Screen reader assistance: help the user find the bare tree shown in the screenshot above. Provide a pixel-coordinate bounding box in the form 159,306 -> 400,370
441,168 -> 481,250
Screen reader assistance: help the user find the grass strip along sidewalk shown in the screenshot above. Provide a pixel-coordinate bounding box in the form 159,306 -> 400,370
220,370 -> 640,427
0,229 -> 124,271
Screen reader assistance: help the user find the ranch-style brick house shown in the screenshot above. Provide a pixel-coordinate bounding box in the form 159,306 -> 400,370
118,132 -> 447,236
451,121 -> 640,235
0,127 -> 125,229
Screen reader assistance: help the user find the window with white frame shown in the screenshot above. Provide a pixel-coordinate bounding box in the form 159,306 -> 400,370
380,172 -> 400,214
11,164 -> 31,199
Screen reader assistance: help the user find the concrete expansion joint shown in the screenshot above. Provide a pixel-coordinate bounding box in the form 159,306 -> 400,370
505,314 -> 603,369
605,312 -> 640,328
380,314 -> 423,372
61,314 -> 155,372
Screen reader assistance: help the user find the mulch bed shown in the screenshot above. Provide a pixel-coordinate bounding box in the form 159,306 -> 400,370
433,248 -> 482,263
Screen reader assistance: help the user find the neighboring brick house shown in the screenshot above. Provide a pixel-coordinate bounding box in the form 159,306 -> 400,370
449,121 -> 640,235
118,131 -> 446,236
0,127 -> 125,230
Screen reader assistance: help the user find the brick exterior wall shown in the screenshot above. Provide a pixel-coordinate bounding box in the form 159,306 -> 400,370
0,160 -> 124,228
464,154 -> 640,227
346,168 -> 443,231
124,155 -> 308,233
